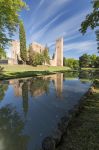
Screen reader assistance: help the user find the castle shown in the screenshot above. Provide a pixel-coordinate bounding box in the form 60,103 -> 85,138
1,37 -> 63,66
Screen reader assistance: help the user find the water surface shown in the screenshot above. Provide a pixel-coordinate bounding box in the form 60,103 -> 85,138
0,72 -> 91,150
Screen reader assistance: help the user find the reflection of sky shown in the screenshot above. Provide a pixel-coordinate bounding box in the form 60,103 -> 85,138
0,75 -> 91,150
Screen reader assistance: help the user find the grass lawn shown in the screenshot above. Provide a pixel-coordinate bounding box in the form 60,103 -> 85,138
0,65 -> 70,80
57,80 -> 99,150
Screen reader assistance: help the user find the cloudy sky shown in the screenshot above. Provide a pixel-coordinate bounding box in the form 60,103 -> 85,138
12,0 -> 98,59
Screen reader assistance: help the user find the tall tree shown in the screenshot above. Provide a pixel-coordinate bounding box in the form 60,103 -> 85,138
80,0 -> 99,51
19,21 -> 27,63
0,0 -> 27,50
42,46 -> 50,65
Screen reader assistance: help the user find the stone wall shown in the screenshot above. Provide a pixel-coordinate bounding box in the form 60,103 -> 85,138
11,40 -> 20,64
29,42 -> 45,53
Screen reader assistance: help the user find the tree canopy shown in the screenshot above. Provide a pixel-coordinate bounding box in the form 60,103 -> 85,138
80,0 -> 99,51
0,0 -> 27,50
63,57 -> 79,69
79,53 -> 99,68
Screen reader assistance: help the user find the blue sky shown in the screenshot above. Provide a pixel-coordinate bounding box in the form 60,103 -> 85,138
9,0 -> 98,59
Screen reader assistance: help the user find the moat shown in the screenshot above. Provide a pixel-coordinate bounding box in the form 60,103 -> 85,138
0,72 -> 93,150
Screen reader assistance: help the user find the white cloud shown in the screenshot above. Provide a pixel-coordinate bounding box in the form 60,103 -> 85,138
29,0 -> 71,33
36,9 -> 90,43
64,40 -> 97,53
30,10 -> 67,41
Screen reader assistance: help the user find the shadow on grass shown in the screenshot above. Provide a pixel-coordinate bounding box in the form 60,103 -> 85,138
0,70 -> 55,80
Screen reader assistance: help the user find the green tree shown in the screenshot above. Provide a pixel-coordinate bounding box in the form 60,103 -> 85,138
96,30 -> 99,50
0,47 -> 6,59
90,54 -> 97,67
64,58 -> 79,69
79,54 -> 91,68
28,47 -> 43,66
63,57 -> 66,66
52,53 -> 55,59
73,60 -> 79,70
42,47 -> 50,65
80,0 -> 99,51
95,56 -> 99,68
19,21 -> 27,63
0,0 -> 27,50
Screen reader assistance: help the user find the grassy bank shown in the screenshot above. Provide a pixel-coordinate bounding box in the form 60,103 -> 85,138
57,80 -> 99,150
81,67 -> 99,71
0,65 -> 70,80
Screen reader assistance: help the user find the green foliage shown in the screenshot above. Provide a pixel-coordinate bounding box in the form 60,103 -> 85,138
79,54 -> 91,68
19,21 -> 27,63
79,53 -> 99,68
28,47 -> 43,66
0,47 -> 6,59
96,30 -> 99,51
42,47 -> 50,65
90,54 -> 97,67
63,57 -> 79,69
80,0 -> 99,33
0,0 -> 27,50
95,56 -> 99,68
28,46 -> 50,66
80,0 -> 99,50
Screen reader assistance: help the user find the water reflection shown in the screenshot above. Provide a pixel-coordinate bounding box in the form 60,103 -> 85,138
0,71 -> 96,150
0,82 -> 8,101
22,82 -> 29,117
9,74 -> 64,99
0,105 -> 28,150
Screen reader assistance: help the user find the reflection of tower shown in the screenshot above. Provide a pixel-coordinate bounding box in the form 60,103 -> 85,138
52,74 -> 63,98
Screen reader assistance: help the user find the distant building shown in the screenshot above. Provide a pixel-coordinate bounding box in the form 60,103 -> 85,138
29,42 -> 45,53
0,38 -> 63,66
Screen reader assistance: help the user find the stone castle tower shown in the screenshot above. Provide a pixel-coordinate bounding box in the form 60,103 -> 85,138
56,37 -> 63,66
50,37 -> 63,66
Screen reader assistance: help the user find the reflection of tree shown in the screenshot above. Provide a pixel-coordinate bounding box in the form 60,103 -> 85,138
29,77 -> 50,97
0,105 -> 28,150
79,71 -> 92,79
0,84 -> 8,101
79,71 -> 93,83
63,71 -> 79,79
22,82 -> 28,117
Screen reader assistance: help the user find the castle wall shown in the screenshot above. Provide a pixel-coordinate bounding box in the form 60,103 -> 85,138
29,42 -> 45,53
